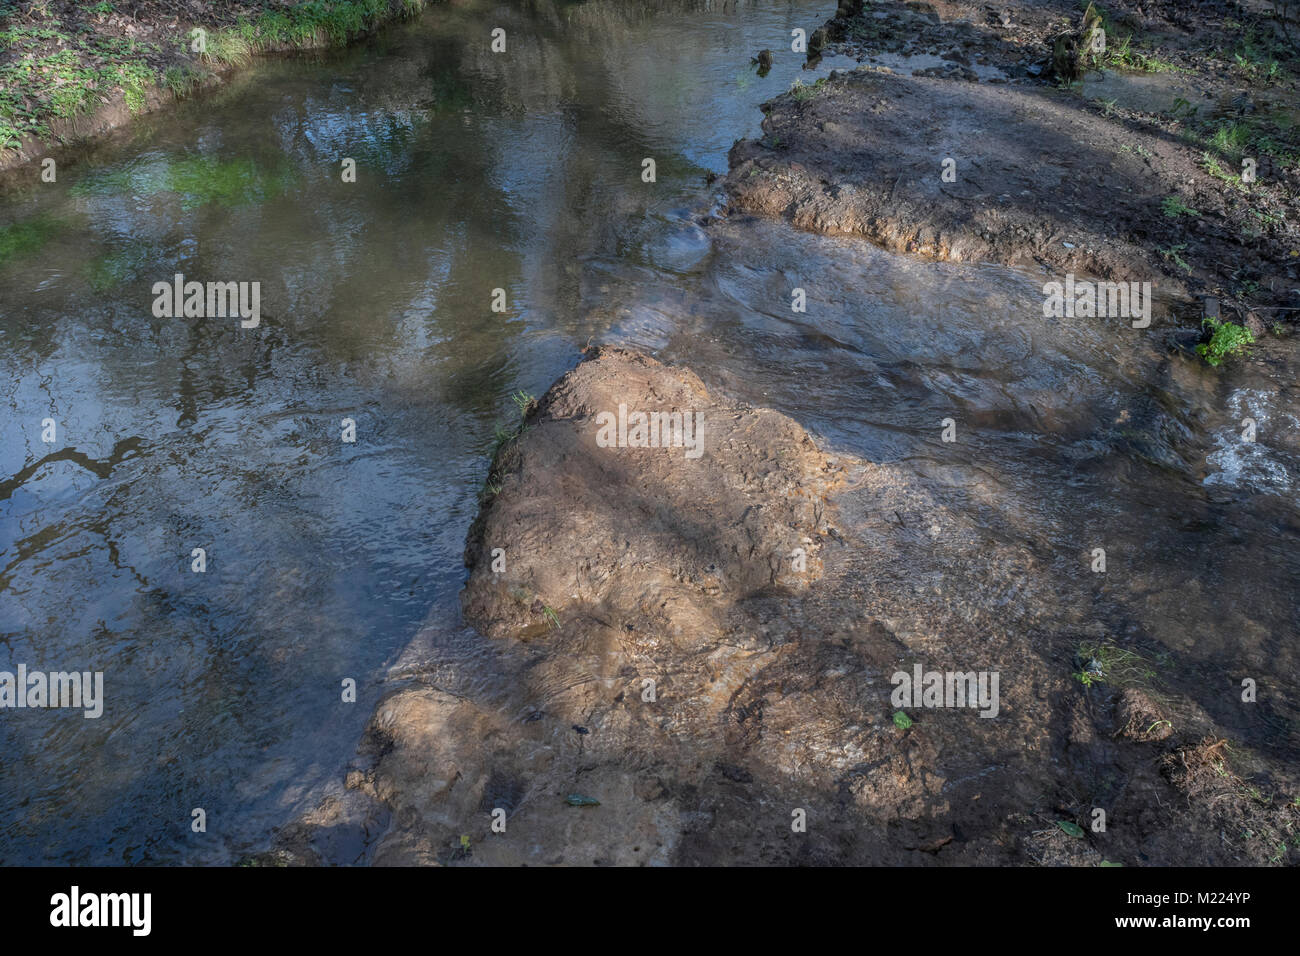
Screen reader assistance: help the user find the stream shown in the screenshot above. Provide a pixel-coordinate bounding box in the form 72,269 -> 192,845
0,0 -> 1296,864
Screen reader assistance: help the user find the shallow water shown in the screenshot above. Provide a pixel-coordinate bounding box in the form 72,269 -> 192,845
0,0 -> 1296,865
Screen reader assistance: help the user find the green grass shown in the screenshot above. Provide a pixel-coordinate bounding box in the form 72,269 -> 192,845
1074,640 -> 1158,689
1197,317 -> 1254,367
1,1 -> 431,153
1208,122 -> 1251,161
1103,34 -> 1180,74
479,389 -> 536,504
162,65 -> 198,97
1194,119 -> 1299,189
203,0 -> 426,66
1078,3 -> 1181,74
1232,24 -> 1286,84
202,31 -> 254,67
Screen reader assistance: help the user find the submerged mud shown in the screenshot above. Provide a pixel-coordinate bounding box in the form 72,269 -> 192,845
271,348 -> 1298,866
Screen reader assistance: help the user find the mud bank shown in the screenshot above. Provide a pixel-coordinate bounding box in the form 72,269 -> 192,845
0,0 -> 435,176
723,0 -> 1300,338
269,348 -> 1298,865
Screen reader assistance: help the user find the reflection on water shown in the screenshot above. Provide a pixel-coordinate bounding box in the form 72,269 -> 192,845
1,0 -> 1296,864
0,0 -> 846,865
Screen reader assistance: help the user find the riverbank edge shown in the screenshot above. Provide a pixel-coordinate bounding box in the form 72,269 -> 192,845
0,0 -> 437,178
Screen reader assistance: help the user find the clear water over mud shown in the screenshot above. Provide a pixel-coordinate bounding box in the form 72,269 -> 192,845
0,0 -> 1296,864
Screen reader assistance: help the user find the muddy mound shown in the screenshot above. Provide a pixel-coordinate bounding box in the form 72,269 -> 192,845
343,347 -> 870,864
267,348 -> 1297,866
462,346 -> 844,639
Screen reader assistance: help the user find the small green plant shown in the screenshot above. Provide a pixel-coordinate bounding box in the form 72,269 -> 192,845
1232,24 -> 1284,84
1161,194 -> 1200,218
479,389 -> 535,504
1056,820 -> 1085,838
542,605 -> 560,630
1074,662 -> 1103,687
1201,152 -> 1248,191
488,390 -> 535,457
122,84 -> 145,113
1208,122 -> 1251,161
510,390 -> 535,417
1157,243 -> 1192,273
789,77 -> 828,101
1251,208 -> 1284,230
1104,35 -> 1179,73
1196,317 -> 1254,367
892,710 -> 913,730
162,66 -> 197,97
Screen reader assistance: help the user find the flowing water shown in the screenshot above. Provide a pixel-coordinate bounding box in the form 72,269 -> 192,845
0,0 -> 1296,864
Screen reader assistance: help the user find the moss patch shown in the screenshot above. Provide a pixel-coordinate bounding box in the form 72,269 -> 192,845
72,154 -> 298,209
0,213 -> 63,265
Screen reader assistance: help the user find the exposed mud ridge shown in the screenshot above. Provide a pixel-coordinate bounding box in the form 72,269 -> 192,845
726,71 -> 1176,287
264,348 -> 1298,866
724,0 -> 1300,335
